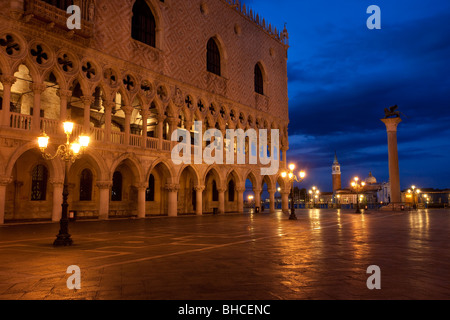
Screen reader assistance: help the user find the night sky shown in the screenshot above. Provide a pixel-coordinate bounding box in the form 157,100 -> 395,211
245,0 -> 450,192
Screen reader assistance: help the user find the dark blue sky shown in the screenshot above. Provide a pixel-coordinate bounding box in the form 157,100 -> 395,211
246,0 -> 450,192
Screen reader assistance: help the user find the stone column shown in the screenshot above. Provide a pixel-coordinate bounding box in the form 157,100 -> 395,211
103,100 -> 114,143
58,89 -> 72,124
122,105 -> 133,145
281,190 -> 289,214
195,185 -> 204,215
31,83 -> 46,133
137,184 -> 147,218
166,184 -> 179,217
157,114 -> 165,149
254,188 -> 262,211
268,188 -> 276,213
0,75 -> 16,127
218,187 -> 226,214
281,146 -> 288,169
0,177 -> 12,224
236,187 -> 245,213
167,116 -> 178,148
140,108 -> 148,145
381,117 -> 402,204
97,181 -> 111,220
50,180 -> 64,222
81,96 -> 94,133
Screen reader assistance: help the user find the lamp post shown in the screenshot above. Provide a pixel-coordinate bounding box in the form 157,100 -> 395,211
336,194 -> 341,207
281,163 -> 306,220
407,185 -> 421,209
308,186 -> 320,208
351,177 -> 365,214
38,121 -> 90,246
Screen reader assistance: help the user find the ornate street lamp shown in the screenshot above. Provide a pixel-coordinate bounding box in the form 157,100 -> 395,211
308,186 -> 320,208
407,185 -> 421,209
351,177 -> 365,214
281,163 -> 306,220
38,121 -> 90,246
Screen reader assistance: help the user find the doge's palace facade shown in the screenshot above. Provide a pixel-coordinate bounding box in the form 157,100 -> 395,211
0,0 -> 290,223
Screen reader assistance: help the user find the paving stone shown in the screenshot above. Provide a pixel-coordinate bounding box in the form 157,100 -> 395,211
0,209 -> 449,300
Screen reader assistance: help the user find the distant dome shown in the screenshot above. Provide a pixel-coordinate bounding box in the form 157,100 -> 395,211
365,172 -> 377,184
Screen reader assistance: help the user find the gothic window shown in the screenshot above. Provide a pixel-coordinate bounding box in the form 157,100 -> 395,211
228,180 -> 235,202
254,64 -> 264,95
132,0 -> 156,48
207,38 -> 221,76
111,171 -> 123,201
31,165 -> 48,201
146,174 -> 155,201
42,0 -> 73,10
79,169 -> 93,201
212,180 -> 218,202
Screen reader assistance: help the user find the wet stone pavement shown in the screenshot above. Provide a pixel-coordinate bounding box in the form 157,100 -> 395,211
0,209 -> 449,300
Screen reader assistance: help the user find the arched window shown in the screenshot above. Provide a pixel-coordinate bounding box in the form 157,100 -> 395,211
111,171 -> 123,201
212,180 -> 218,201
42,0 -> 73,10
79,169 -> 93,201
146,174 -> 155,201
31,165 -> 48,201
228,180 -> 235,202
207,38 -> 221,76
254,64 -> 264,95
132,0 -> 156,47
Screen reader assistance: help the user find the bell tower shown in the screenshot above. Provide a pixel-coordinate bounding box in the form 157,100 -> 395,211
332,152 -> 342,192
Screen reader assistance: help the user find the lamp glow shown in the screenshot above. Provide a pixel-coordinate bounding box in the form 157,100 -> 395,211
79,135 -> 90,148
71,143 -> 81,155
299,171 -> 305,179
289,163 -> 295,171
38,134 -> 49,149
281,172 -> 287,178
63,121 -> 74,135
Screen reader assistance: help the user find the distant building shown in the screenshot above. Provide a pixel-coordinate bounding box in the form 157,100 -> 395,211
329,154 -> 391,205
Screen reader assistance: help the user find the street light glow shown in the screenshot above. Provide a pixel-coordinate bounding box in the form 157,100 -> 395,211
63,121 -> 74,135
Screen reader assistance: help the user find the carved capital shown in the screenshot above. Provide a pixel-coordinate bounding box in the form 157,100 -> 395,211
58,89 -> 73,99
194,185 -> 205,192
96,181 -> 112,189
0,75 -> 16,86
81,96 -> 95,106
156,113 -> 166,123
0,176 -> 12,186
121,105 -> 134,116
31,83 -> 47,94
102,100 -> 116,111
217,187 -> 227,193
165,184 -> 180,192
49,180 -> 64,188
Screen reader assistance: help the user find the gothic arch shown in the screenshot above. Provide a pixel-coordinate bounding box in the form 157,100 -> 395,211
110,152 -> 144,184
4,142 -> 64,180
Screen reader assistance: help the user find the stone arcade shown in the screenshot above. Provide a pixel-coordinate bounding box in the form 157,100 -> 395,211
0,0 -> 291,223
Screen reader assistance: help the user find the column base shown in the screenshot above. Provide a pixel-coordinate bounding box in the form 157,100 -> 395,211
53,233 -> 73,246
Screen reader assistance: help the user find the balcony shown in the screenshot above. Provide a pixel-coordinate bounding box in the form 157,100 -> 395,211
24,0 -> 93,39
